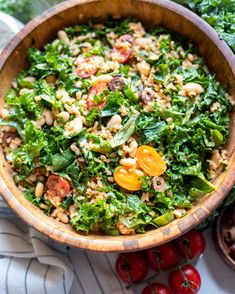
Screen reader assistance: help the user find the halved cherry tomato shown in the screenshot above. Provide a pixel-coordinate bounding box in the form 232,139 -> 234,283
76,56 -> 103,78
46,175 -> 70,198
169,264 -> 201,294
116,252 -> 148,283
136,145 -> 166,176
142,283 -> 171,294
111,34 -> 134,64
87,82 -> 107,110
111,47 -> 133,64
113,166 -> 142,191
175,229 -> 206,260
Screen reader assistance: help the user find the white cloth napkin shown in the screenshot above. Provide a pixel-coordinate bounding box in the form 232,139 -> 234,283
0,13 -> 133,294
0,197 -> 132,294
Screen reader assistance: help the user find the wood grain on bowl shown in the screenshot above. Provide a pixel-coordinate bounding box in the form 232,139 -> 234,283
0,0 -> 235,252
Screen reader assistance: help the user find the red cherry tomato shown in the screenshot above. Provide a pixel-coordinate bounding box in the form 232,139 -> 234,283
175,229 -> 206,260
87,82 -> 107,110
76,56 -> 103,78
142,283 -> 171,294
146,243 -> 179,272
46,175 -> 70,198
111,47 -> 133,64
111,34 -> 134,64
115,252 -> 148,283
169,264 -> 201,294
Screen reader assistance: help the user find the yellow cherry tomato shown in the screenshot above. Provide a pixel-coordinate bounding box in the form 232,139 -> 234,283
136,145 -> 166,176
113,166 -> 142,191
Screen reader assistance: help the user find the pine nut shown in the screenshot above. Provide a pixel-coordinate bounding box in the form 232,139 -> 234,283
44,110 -> 53,126
35,182 -> 44,197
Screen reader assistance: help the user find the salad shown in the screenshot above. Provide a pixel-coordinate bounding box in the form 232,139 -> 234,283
0,18 -> 232,235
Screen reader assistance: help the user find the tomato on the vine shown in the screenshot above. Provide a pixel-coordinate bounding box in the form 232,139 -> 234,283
175,229 -> 206,260
46,175 -> 70,198
115,252 -> 148,283
136,145 -> 166,176
169,264 -> 201,294
142,283 -> 171,294
146,243 -> 179,272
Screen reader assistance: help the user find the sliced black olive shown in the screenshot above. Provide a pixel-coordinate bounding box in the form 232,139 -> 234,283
118,34 -> 134,44
108,77 -> 125,92
139,88 -> 155,104
2,131 -> 17,147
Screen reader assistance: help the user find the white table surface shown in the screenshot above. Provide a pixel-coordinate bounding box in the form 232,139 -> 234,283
1,12 -> 235,294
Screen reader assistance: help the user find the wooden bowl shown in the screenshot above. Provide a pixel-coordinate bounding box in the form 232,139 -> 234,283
0,0 -> 235,252
213,204 -> 235,271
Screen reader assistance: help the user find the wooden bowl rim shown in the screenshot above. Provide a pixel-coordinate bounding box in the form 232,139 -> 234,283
0,0 -> 235,252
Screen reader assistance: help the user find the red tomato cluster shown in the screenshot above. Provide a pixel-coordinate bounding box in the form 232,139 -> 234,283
115,229 -> 205,294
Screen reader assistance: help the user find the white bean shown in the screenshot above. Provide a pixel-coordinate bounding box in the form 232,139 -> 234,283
182,83 -> 204,96
23,76 -> 36,83
19,88 -> 32,96
107,114 -> 122,130
58,30 -> 70,45
35,182 -> 44,197
120,157 -> 136,167
57,111 -> 70,122
69,205 -> 76,215
65,117 -> 83,135
44,110 -> 53,126
174,209 -> 186,219
94,74 -> 113,84
36,117 -> 45,127
1,108 -> 9,118
58,212 -> 69,224
136,60 -> 151,76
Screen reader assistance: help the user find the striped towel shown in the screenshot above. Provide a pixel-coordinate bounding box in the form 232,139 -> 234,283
0,13 -> 132,294
0,196 -> 132,294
